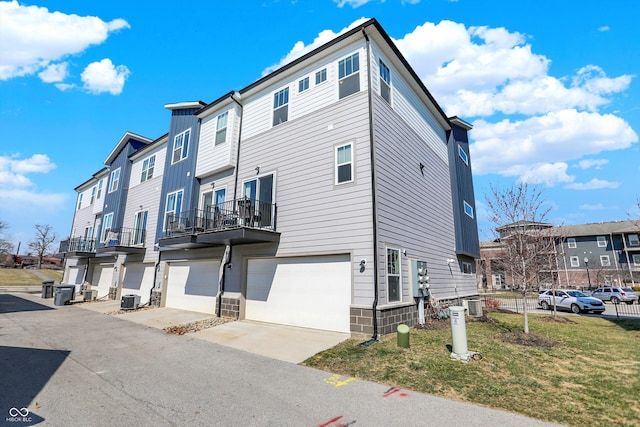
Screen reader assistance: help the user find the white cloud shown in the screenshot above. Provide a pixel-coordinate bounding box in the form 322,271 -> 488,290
81,59 -> 130,95
334,0 -> 372,7
37,62 -> 68,83
0,154 -> 56,188
517,162 -> 574,187
577,159 -> 608,169
564,179 -> 620,190
10,154 -> 56,174
0,189 -> 68,212
0,1 -> 129,83
598,26 -> 610,32
580,203 -> 605,210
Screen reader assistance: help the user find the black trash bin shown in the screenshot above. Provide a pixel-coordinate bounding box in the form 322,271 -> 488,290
54,285 -> 75,306
41,280 -> 54,298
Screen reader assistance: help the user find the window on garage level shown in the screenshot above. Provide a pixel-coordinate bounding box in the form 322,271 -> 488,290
387,247 -> 401,302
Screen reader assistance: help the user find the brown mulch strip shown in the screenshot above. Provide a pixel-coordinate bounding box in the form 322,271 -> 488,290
164,317 -> 234,335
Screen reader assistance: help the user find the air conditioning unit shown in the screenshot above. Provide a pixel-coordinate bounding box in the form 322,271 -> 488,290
121,294 -> 141,310
84,289 -> 97,302
467,299 -> 483,317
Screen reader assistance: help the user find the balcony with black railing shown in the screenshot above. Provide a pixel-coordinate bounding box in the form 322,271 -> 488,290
57,237 -> 97,257
96,227 -> 146,254
160,198 -> 280,248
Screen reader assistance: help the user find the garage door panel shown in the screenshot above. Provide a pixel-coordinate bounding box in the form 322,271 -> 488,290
92,265 -> 114,298
122,263 -> 155,305
67,266 -> 85,285
166,261 -> 219,314
246,256 -> 351,333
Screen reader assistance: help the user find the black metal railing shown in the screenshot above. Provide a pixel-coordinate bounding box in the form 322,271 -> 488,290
97,227 -> 146,248
58,237 -> 96,253
166,198 -> 276,237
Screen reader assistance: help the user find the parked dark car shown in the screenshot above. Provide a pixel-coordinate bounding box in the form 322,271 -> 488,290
590,287 -> 638,305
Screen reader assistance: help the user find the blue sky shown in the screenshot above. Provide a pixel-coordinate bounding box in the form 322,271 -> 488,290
0,0 -> 638,252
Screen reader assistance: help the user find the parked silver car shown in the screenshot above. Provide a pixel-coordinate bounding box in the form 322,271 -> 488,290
589,287 -> 638,305
538,289 -> 605,314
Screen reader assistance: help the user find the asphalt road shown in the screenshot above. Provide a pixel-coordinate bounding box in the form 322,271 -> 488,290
0,293 -> 563,427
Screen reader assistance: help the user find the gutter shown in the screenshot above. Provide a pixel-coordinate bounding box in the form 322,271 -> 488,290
362,27 -> 379,341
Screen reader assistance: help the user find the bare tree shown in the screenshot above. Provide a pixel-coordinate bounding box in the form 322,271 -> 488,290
0,220 -> 14,255
485,183 -> 558,334
28,224 -> 57,269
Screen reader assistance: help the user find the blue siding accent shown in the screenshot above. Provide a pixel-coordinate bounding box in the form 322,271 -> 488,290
448,124 -> 480,258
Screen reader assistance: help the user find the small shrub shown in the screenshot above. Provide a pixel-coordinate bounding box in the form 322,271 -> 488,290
485,298 -> 501,309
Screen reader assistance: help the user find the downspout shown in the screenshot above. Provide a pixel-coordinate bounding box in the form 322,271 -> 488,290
362,27 -> 379,341
215,92 -> 244,317
149,249 -> 161,307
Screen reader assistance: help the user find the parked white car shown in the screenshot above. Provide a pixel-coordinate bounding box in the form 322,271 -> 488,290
538,289 -> 605,314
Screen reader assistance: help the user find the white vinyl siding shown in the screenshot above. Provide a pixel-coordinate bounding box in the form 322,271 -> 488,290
196,105 -> 238,178
129,143 -> 166,190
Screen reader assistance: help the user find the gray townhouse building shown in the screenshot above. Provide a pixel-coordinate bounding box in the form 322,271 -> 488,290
58,19 -> 480,336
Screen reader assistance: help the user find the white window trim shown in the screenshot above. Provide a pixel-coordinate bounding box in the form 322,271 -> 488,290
315,68 -> 327,85
164,189 -> 184,231
567,238 -> 577,248
463,201 -> 474,219
570,256 -> 579,267
600,255 -> 610,267
172,129 -> 191,164
298,76 -> 309,93
386,246 -> 401,303
215,111 -> 229,145
101,213 -> 113,242
108,168 -> 121,193
96,179 -> 103,199
458,145 -> 469,165
90,186 -> 96,204
77,193 -> 83,210
629,234 -> 639,247
597,236 -> 607,247
335,142 -> 354,185
462,262 -> 473,274
338,52 -> 360,80
141,155 -> 155,183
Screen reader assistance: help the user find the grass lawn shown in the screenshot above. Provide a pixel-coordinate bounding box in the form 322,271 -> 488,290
0,269 -> 64,286
304,312 -> 640,427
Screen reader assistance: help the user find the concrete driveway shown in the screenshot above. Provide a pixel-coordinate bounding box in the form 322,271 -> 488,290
49,295 -> 350,364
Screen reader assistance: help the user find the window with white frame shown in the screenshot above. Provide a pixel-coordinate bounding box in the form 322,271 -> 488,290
379,59 -> 391,103
215,112 -> 228,145
600,255 -> 610,267
315,68 -> 327,84
387,247 -> 401,302
463,201 -> 474,219
133,210 -> 148,245
164,190 -> 183,230
570,256 -> 579,267
96,179 -> 103,199
141,155 -> 156,183
458,145 -> 469,165
629,234 -> 639,247
338,52 -> 360,99
172,129 -> 191,164
567,238 -> 577,248
101,213 -> 113,242
298,77 -> 309,93
77,193 -> 83,210
90,186 -> 96,204
108,168 -> 121,193
335,143 -> 353,184
273,87 -> 289,126
462,262 -> 473,274
597,235 -> 607,247
633,254 -> 640,266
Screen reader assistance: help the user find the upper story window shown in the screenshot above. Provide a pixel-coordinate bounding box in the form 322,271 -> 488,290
108,168 -> 121,193
77,193 -> 83,211
463,201 -> 474,219
338,52 -> 360,99
462,262 -> 473,274
298,77 -> 309,93
96,179 -> 103,199
315,68 -> 327,84
570,256 -> 579,267
629,234 -> 639,247
90,186 -> 96,204
141,155 -> 156,183
567,238 -> 577,248
379,59 -> 391,103
216,112 -> 229,145
335,143 -> 353,184
458,145 -> 469,165
101,213 -> 113,242
172,129 -> 191,164
273,87 -> 289,126
633,254 -> 640,266
597,235 -> 607,247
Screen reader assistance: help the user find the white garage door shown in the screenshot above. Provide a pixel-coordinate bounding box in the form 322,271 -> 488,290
67,266 -> 85,284
122,263 -> 155,305
246,255 -> 351,333
92,264 -> 114,298
166,260 -> 219,313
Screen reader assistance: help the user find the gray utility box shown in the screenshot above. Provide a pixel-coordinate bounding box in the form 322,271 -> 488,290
41,280 -> 54,298
54,285 -> 75,306
84,289 -> 98,302
121,294 -> 141,310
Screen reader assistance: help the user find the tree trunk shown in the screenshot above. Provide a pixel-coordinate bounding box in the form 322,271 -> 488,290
522,258 -> 529,334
